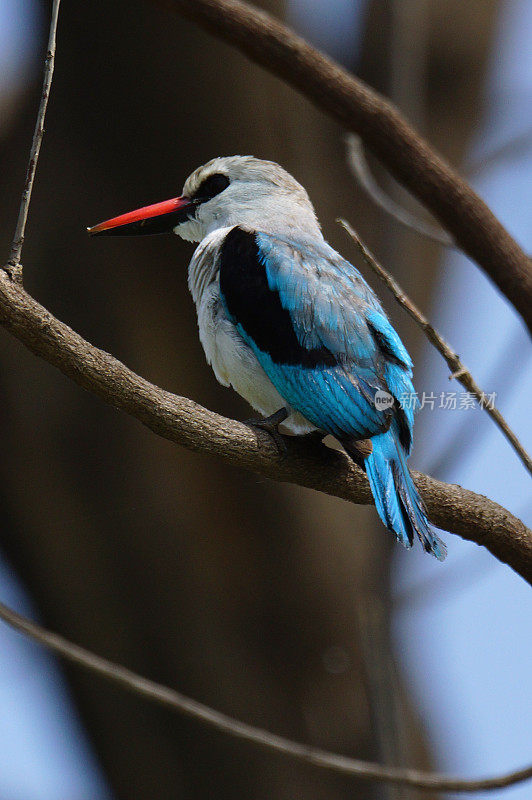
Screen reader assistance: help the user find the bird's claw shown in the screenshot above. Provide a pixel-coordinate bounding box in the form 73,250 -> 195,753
245,407 -> 289,458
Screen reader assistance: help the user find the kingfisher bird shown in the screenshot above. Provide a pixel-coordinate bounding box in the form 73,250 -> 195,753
89,156 -> 446,560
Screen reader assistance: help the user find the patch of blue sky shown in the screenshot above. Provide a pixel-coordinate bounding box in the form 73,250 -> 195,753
0,558 -> 113,800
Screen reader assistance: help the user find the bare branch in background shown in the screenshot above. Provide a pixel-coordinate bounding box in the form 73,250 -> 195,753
346,134 -> 532,252
162,0 -> 532,333
4,0 -> 61,283
346,135 -> 455,247
0,598 -> 530,793
339,219 -> 532,476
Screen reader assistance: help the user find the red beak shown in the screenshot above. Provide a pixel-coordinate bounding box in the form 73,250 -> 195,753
88,195 -> 195,236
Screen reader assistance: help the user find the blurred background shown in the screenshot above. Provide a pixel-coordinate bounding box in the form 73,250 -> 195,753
0,1 -> 530,798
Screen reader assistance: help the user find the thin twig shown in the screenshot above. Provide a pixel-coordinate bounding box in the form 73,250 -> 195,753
161,0 -> 532,333
339,219 -> 532,476
346,135 -> 455,248
4,0 -> 61,282
0,598 -> 530,793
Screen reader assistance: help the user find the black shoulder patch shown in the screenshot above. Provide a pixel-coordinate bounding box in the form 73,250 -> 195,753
367,321 -> 410,368
396,406 -> 412,452
366,322 -> 412,450
219,227 -> 337,368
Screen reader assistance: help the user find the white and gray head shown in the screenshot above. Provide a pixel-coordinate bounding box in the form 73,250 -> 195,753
88,156 -> 322,242
178,156 -> 321,242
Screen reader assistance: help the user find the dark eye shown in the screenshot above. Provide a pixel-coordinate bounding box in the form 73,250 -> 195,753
193,173 -> 230,202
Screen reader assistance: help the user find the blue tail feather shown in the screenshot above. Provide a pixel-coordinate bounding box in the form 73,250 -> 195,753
354,428 -> 446,561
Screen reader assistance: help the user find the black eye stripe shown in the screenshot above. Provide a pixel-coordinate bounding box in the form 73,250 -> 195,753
192,173 -> 230,202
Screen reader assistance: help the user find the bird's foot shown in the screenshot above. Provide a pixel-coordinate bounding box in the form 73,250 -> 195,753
245,407 -> 289,458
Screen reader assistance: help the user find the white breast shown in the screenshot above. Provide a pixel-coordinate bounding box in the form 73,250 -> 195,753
188,229 -> 315,435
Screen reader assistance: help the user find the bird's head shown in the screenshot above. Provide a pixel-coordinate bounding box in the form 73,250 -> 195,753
88,156 -> 321,242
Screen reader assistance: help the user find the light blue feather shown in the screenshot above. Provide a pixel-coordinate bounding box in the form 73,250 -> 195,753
366,424 -> 446,560
234,333 -> 386,439
257,233 -> 383,364
222,230 -> 445,559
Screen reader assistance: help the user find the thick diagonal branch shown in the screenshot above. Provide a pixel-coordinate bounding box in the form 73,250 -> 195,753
160,0 -> 532,333
0,272 -> 530,583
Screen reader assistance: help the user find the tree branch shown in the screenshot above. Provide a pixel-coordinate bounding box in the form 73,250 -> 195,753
158,0 -> 532,334
0,272 -> 530,583
338,219 -> 532,476
0,598 -> 530,793
4,0 -> 61,283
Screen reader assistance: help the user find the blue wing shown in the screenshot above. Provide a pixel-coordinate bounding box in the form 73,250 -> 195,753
218,226 -> 415,446
217,226 -> 446,560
